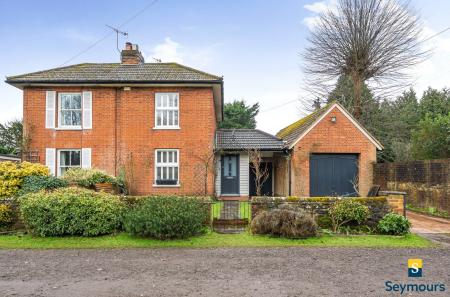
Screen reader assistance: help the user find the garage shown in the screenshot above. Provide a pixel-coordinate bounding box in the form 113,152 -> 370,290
309,154 -> 358,197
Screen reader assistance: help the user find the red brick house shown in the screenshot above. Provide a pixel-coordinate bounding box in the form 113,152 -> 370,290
6,42 -> 382,197
6,43 -> 222,195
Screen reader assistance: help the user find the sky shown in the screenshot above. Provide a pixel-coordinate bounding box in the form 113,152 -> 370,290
0,0 -> 449,134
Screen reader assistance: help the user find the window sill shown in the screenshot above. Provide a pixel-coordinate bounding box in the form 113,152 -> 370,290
152,184 -> 181,188
55,127 -> 83,131
153,127 -> 180,130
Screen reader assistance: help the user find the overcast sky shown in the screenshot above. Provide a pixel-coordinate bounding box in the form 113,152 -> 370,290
1,0 -> 449,134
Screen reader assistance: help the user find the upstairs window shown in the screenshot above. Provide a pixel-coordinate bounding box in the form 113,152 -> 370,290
155,149 -> 179,185
155,93 -> 179,128
58,93 -> 82,128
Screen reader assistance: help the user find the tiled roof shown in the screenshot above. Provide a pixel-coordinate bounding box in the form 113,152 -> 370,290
5,63 -> 222,84
277,102 -> 383,149
215,129 -> 285,151
276,103 -> 332,147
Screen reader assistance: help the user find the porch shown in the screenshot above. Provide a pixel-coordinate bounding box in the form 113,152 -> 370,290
214,129 -> 287,200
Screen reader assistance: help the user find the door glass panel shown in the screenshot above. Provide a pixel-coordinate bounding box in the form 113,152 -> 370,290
223,156 -> 237,177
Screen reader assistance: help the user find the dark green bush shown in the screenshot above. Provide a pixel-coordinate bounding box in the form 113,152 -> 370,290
18,175 -> 68,196
329,199 -> 370,232
251,209 -> 318,238
20,187 -> 125,236
377,213 -> 411,235
123,196 -> 208,239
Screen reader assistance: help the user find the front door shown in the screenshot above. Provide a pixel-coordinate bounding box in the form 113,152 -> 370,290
221,155 -> 239,195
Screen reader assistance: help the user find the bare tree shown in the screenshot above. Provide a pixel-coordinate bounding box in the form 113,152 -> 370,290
194,144 -> 217,195
248,149 -> 270,196
302,0 -> 427,118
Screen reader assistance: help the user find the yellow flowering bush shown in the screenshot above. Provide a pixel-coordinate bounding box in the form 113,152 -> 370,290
0,161 -> 49,197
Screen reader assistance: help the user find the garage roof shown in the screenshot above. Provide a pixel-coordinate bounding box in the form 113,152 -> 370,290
215,129 -> 285,151
276,102 -> 383,150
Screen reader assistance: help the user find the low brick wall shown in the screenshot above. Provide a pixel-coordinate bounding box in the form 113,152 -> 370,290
251,196 -> 401,226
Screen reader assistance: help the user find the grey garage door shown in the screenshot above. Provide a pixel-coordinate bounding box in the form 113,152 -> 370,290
310,154 -> 358,197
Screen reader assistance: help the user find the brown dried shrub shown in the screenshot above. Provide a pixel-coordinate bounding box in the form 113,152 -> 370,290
251,209 -> 317,238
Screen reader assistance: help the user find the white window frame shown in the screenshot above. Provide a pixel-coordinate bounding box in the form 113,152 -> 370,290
154,93 -> 180,129
57,149 -> 82,176
58,92 -> 82,130
154,149 -> 180,187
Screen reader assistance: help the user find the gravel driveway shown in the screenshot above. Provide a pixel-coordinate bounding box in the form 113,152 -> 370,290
1,247 -> 449,297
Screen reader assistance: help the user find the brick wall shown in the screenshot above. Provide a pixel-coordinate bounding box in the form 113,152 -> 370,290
374,159 -> 450,213
288,107 -> 377,196
23,86 -> 217,196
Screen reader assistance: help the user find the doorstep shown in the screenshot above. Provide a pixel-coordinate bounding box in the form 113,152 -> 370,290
218,196 -> 249,201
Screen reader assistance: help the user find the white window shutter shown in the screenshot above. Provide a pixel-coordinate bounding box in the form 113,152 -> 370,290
45,91 -> 56,129
45,148 -> 56,175
82,91 -> 92,129
82,148 -> 91,169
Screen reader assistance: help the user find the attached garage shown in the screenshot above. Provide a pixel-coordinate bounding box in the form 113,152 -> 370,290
275,102 -> 383,197
309,154 -> 358,197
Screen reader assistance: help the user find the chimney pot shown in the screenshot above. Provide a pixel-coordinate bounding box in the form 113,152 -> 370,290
121,42 -> 144,65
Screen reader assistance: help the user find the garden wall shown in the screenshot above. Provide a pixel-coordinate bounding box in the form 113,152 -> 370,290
251,196 -> 400,226
374,159 -> 450,213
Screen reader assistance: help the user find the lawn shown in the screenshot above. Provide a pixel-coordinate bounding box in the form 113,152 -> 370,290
0,231 -> 434,249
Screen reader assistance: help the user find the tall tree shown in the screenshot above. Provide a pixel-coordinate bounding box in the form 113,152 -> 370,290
418,88 -> 450,119
220,100 -> 259,129
412,113 -> 450,160
303,0 -> 426,119
0,119 -> 23,155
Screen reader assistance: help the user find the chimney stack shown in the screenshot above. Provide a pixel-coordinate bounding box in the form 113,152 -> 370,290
121,42 -> 144,64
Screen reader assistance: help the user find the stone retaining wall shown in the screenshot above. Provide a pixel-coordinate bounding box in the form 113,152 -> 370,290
251,196 -> 402,226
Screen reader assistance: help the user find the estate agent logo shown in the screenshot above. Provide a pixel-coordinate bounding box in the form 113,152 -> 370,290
408,259 -> 423,277
384,258 -> 446,294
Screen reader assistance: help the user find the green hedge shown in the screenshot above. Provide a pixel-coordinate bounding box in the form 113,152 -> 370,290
378,213 -> 411,235
123,196 -> 209,239
20,187 -> 125,236
62,168 -> 116,188
18,175 -> 68,196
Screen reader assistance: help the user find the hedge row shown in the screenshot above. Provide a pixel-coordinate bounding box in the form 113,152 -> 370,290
18,187 -> 212,238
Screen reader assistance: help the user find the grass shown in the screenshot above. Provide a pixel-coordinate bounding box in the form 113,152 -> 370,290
0,231 -> 434,249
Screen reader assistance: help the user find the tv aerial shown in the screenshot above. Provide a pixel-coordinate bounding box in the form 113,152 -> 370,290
106,25 -> 128,53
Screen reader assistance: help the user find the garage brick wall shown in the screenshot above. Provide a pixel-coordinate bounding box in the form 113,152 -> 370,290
287,106 -> 377,197
23,86 -> 217,196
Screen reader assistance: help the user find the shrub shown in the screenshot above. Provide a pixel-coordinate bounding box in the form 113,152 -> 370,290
377,213 -> 411,235
62,168 -> 116,188
0,204 -> 14,227
20,187 -> 125,236
251,209 -> 318,238
123,196 -> 208,239
17,175 -> 68,196
0,161 -> 49,197
329,199 -> 370,232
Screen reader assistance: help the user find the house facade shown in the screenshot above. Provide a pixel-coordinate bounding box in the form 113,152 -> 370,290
6,42 -> 382,198
6,43 -> 223,195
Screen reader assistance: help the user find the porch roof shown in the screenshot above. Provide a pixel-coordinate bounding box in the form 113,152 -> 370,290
215,129 -> 285,151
